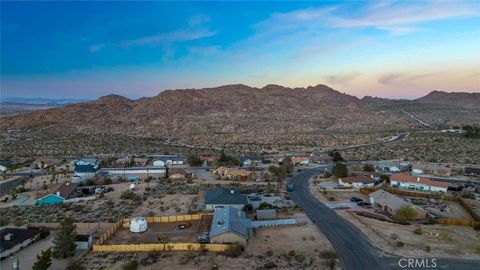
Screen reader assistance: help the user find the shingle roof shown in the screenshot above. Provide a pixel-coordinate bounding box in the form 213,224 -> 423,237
74,164 -> 97,173
238,155 -> 263,162
339,175 -> 374,184
36,181 -> 78,200
369,190 -> 411,212
204,188 -> 248,205
210,206 -> 250,239
0,228 -> 41,253
391,173 -> 448,188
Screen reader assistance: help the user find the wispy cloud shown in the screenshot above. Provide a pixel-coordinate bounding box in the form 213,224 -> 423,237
120,28 -> 217,47
252,1 -> 479,36
378,72 -> 440,86
325,73 -> 362,86
331,0 -> 479,34
88,15 -> 217,52
89,44 -> 105,53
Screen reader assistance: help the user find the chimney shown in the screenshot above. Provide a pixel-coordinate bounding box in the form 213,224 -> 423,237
417,177 -> 420,182
4,233 -> 12,241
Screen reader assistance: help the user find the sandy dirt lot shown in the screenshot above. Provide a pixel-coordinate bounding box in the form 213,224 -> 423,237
107,221 -> 201,244
79,213 -> 339,270
337,210 -> 480,259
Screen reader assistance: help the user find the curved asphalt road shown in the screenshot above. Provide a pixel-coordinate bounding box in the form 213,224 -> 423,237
289,167 -> 480,270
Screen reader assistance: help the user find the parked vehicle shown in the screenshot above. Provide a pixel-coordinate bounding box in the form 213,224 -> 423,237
350,197 -> 363,202
357,201 -> 371,207
335,185 -> 347,189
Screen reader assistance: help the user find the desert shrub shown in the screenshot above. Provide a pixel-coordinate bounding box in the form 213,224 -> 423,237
393,205 -> 417,223
473,223 -> 480,230
122,260 -> 138,270
294,254 -> 305,263
425,245 -> 431,252
413,227 -> 423,235
85,179 -> 96,186
224,244 -> 242,258
120,191 -> 141,202
396,241 -> 404,247
265,248 -> 273,257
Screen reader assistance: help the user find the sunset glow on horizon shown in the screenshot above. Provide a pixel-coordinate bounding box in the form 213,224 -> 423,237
1,1 -> 479,99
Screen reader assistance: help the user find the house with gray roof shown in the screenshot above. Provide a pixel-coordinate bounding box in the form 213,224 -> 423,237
202,188 -> 248,211
209,206 -> 252,247
238,155 -> 263,167
369,190 -> 426,219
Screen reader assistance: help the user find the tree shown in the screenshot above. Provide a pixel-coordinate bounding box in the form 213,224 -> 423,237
53,217 -> 77,258
65,259 -> 85,270
332,163 -> 348,178
242,204 -> 253,212
145,176 -> 153,190
393,205 -> 417,223
32,248 -> 52,270
329,151 -> 344,162
281,157 -> 294,175
269,165 -> 286,194
187,154 -> 202,167
363,164 -> 375,172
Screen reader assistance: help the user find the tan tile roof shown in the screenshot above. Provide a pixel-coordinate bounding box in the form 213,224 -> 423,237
391,173 -> 448,188
339,175 -> 374,184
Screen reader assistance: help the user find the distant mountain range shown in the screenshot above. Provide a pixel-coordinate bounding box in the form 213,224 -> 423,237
0,97 -> 90,105
1,84 -> 478,146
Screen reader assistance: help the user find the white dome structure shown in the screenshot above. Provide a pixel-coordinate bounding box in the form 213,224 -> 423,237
130,217 -> 148,233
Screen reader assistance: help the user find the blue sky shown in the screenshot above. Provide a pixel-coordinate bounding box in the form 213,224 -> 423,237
1,1 -> 479,99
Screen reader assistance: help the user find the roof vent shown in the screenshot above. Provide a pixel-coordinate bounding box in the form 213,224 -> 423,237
417,177 -> 420,182
66,182 -> 70,186
230,190 -> 234,194
56,191 -> 61,196
217,219 -> 225,225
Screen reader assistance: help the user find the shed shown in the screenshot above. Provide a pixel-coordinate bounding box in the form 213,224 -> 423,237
75,234 -> 93,250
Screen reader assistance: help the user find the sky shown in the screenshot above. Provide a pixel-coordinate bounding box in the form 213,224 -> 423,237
1,0 -> 479,99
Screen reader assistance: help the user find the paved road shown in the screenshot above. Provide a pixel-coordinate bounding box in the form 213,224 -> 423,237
401,110 -> 431,128
0,176 -> 26,197
289,167 -> 480,270
328,133 -> 409,153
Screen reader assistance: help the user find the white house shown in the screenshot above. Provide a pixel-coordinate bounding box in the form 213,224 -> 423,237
338,175 -> 375,188
152,155 -> 186,166
71,158 -> 100,169
291,156 -> 310,166
390,173 -> 448,193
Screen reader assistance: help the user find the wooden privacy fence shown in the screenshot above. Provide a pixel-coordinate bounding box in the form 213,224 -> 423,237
437,218 -> 480,228
93,243 -> 235,252
458,198 -> 480,222
359,188 -> 456,201
94,214 -> 215,249
121,214 -> 208,228
95,221 -> 122,245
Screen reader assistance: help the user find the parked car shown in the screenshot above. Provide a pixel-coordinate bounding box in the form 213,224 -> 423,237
357,201 -> 371,207
335,185 -> 347,189
350,197 -> 363,202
